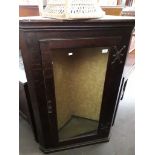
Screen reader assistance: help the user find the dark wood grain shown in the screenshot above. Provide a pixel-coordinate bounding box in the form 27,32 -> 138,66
19,16 -> 135,152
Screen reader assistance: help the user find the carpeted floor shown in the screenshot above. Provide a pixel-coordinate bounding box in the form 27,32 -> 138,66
19,71 -> 135,155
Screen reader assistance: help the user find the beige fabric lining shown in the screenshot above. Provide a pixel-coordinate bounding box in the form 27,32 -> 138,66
52,47 -> 109,129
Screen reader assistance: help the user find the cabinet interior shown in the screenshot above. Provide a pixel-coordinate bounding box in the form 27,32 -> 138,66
51,47 -> 109,140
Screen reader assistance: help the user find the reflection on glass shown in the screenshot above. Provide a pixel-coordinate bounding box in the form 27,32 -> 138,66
52,47 -> 109,141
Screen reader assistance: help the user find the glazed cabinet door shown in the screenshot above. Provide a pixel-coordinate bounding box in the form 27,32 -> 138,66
38,35 -> 129,150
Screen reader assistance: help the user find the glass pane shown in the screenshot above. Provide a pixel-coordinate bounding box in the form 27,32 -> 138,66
51,47 -> 109,141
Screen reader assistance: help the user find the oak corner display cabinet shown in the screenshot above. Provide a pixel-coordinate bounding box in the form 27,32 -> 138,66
19,16 -> 135,153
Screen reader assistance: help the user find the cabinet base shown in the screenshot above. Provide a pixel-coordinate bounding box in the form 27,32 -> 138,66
40,137 -> 109,153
